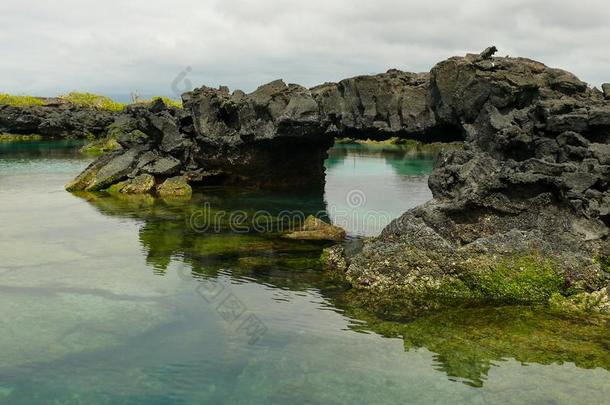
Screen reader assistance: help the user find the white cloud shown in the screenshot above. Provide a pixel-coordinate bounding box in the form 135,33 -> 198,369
0,0 -> 608,100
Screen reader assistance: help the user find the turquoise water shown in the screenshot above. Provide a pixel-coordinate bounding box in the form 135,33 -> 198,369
0,141 -> 608,404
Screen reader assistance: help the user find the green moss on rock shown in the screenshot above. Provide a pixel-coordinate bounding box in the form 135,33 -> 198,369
80,137 -> 120,156
549,288 -> 610,315
106,174 -> 155,195
465,255 -> 565,304
0,133 -> 43,142
157,176 -> 192,198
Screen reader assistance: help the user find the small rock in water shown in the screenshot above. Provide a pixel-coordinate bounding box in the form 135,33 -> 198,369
107,174 -> 155,195
284,215 -> 346,242
156,176 -> 192,198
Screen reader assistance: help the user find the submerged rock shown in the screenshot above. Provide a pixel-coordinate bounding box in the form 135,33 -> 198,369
284,216 -> 346,242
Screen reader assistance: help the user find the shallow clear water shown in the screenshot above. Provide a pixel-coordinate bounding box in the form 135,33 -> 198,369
0,141 -> 608,404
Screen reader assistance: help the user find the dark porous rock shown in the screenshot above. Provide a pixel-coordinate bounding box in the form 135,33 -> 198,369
342,52 -> 610,311
68,68 -> 446,191
65,100 -> 190,192
179,70 -> 442,188
140,155 -> 182,176
0,100 -> 119,138
67,147 -> 145,192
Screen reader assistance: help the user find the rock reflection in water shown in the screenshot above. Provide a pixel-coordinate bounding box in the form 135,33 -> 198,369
76,188 -> 610,388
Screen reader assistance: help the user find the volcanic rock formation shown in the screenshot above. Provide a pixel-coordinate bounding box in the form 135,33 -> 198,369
330,52 -> 610,311
64,48 -> 610,311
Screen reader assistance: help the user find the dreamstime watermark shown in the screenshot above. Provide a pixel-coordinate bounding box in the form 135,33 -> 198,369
173,262 -> 268,345
171,66 -> 193,98
346,189 -> 367,208
174,189 -> 391,346
187,189 -> 392,235
196,277 -> 268,345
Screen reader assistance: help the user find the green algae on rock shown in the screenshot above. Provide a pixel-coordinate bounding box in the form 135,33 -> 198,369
325,241 -> 609,315
80,136 -> 121,156
0,133 -> 43,142
284,215 -> 346,242
549,288 -> 610,315
107,174 -> 155,195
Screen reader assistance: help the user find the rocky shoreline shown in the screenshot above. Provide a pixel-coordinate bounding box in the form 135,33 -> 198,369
13,47 -> 610,314
327,49 -> 610,314
0,97 -> 119,138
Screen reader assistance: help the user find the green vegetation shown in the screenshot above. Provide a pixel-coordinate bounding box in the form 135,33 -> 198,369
0,94 -> 45,107
0,92 -> 182,111
467,255 -> 565,304
334,137 -> 462,155
549,288 -> 610,314
146,96 -> 182,109
597,256 -> 610,274
80,137 -> 120,156
0,133 -> 43,142
59,92 -> 126,111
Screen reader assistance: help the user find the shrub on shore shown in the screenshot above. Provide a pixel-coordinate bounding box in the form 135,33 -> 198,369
59,92 -> 126,111
0,92 -> 182,111
0,94 -> 45,107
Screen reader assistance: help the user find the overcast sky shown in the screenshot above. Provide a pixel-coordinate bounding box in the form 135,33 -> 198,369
1,0 -> 608,100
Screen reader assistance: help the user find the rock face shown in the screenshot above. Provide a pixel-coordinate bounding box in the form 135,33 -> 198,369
66,69 -> 452,191
178,71 -> 446,188
333,54 -> 610,309
107,174 -> 155,195
0,100 -> 118,138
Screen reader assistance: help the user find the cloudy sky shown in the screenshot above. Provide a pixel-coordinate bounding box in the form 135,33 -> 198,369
1,0 -> 608,101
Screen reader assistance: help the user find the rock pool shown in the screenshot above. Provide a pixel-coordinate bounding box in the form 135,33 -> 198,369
0,141 -> 608,404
